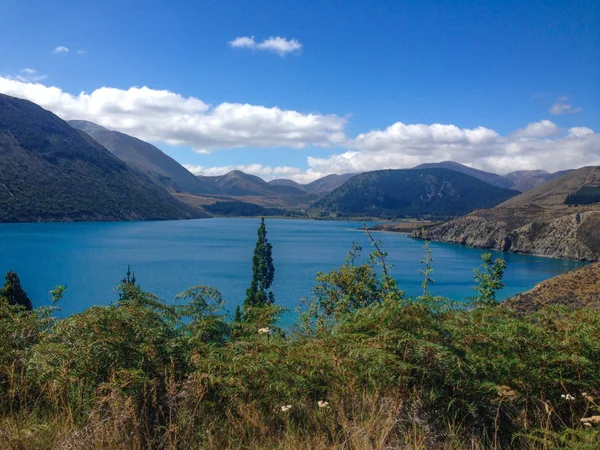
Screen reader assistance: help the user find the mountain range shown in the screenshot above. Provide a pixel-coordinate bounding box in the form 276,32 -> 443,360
0,94 -> 202,222
1,94 -> 593,226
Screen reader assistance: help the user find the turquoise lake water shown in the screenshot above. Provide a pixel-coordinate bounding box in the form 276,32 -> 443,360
0,218 -> 585,324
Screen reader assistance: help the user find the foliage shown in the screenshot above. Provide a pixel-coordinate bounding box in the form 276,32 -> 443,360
473,252 -> 507,306
1,237 -> 600,449
565,185 -> 600,205
0,271 -> 32,310
243,218 -> 276,311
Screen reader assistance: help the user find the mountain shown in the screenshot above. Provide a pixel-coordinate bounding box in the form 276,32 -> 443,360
503,262 -> 600,313
505,169 -> 574,192
305,173 -> 357,194
68,120 -> 221,194
498,167 -> 600,208
314,168 -> 518,219
0,94 -> 203,222
414,161 -> 514,189
268,178 -> 308,194
413,167 -> 600,261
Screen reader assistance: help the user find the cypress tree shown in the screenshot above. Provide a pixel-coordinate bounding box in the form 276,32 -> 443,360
0,271 -> 33,310
118,265 -> 138,302
243,218 -> 275,309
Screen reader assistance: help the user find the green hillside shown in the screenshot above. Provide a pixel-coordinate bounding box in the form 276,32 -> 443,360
314,168 -> 518,218
0,94 -> 204,222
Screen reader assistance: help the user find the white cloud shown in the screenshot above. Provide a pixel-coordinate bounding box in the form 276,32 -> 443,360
510,119 -> 560,139
53,46 -> 69,54
302,120 -> 600,177
7,69 -> 48,83
229,36 -> 302,56
549,96 -> 582,115
1,76 -> 598,183
0,77 -> 346,150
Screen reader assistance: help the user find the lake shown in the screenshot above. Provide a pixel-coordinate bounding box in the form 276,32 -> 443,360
0,218 -> 585,324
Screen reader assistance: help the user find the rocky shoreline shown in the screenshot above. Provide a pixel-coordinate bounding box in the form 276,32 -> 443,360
410,210 -> 600,262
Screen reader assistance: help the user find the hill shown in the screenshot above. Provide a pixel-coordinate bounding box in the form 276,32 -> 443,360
503,262 -> 600,312
414,161 -> 514,189
305,173 -> 357,194
268,178 -> 307,193
313,168 -> 518,219
0,94 -> 204,222
68,120 -> 221,195
505,169 -> 573,192
498,166 -> 600,208
413,167 -> 600,260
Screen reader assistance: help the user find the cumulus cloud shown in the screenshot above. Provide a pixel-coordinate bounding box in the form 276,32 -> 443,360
53,46 -> 69,54
549,96 -> 582,115
510,119 -> 560,139
0,77 -> 346,150
302,120 -> 600,178
229,36 -> 302,56
1,76 -> 598,183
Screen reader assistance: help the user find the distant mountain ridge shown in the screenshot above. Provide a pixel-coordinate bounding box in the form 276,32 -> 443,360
414,161 -> 514,189
68,120 -> 221,195
314,168 -> 519,218
0,94 -> 203,222
505,169 -> 574,192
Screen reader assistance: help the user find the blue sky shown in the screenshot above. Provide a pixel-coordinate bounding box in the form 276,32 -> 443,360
1,0 -> 599,181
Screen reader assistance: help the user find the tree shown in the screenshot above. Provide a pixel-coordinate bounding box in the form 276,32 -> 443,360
0,271 -> 32,310
473,253 -> 506,306
419,233 -> 434,298
243,218 -> 275,311
118,265 -> 138,302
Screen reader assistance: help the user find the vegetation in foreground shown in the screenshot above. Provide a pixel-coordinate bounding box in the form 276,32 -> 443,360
1,221 -> 599,449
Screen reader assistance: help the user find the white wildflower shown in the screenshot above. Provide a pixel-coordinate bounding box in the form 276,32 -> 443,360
318,400 -> 329,408
280,404 -> 292,412
561,394 -> 575,401
258,327 -> 271,334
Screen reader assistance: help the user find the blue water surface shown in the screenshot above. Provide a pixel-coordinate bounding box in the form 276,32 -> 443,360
0,218 -> 585,325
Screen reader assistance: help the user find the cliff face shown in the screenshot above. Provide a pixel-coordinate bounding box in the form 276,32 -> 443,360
414,210 -> 600,261
411,167 -> 600,261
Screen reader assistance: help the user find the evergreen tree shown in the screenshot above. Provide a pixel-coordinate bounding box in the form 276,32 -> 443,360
118,265 -> 138,302
243,218 -> 275,309
0,271 -> 32,310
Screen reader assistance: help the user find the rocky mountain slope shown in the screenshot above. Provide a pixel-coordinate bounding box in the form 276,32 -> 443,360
503,262 -> 600,312
414,167 -> 600,261
314,168 -> 518,218
0,94 -> 203,222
